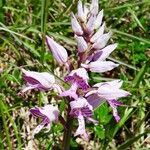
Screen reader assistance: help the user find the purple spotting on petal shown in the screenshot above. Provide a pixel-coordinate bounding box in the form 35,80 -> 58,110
64,73 -> 90,90
69,97 -> 93,118
110,99 -> 123,106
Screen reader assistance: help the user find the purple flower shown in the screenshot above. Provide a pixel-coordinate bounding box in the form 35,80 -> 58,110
60,68 -> 90,99
86,80 -> 131,122
70,97 -> 97,140
85,15 -> 96,34
19,69 -> 62,94
30,105 -> 59,137
46,36 -> 68,66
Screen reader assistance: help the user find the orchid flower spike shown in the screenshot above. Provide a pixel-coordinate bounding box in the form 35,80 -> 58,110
70,97 -> 98,140
86,80 -> 131,122
30,105 -> 59,137
46,36 -> 69,66
19,69 -> 62,94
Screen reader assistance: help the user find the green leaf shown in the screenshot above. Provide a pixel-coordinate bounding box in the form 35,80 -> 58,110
95,125 -> 105,140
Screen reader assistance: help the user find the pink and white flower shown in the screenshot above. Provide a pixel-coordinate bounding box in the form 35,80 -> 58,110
70,97 -> 97,140
86,80 -> 131,122
60,68 -> 90,99
19,69 -> 62,94
30,105 -> 59,137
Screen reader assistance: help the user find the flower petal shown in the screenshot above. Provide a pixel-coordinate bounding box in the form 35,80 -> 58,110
92,32 -> 112,49
88,60 -> 119,73
85,15 -> 96,34
90,0 -> 99,16
107,100 -> 121,122
97,85 -> 130,100
86,93 -> 105,108
94,9 -> 104,29
39,105 -> 59,122
32,123 -> 45,137
93,43 -> 118,61
90,22 -> 105,43
22,69 -> 55,89
60,83 -> 78,99
77,0 -> 86,22
75,36 -> 88,53
75,114 -> 88,141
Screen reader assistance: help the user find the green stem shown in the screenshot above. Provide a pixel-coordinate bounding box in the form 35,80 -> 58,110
62,106 -> 73,150
41,0 -> 49,63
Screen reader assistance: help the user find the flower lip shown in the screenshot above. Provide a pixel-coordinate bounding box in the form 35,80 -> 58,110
64,68 -> 90,90
70,97 -> 93,117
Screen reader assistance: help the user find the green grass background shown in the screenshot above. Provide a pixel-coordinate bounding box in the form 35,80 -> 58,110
0,0 -> 150,149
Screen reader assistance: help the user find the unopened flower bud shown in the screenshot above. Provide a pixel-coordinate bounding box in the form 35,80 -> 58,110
71,13 -> 83,36
92,31 -> 112,49
94,9 -> 103,29
46,36 -> 68,65
75,35 -> 88,53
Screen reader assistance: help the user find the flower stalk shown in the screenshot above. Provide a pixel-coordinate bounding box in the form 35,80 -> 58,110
62,104 -> 74,150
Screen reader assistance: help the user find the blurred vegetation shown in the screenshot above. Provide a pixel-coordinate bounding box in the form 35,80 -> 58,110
0,0 -> 150,149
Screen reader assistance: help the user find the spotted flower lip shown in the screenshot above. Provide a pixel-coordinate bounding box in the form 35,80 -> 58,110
46,36 -> 68,65
60,68 -> 90,99
30,105 -> 59,137
64,68 -> 90,90
19,69 -> 62,94
70,97 -> 97,140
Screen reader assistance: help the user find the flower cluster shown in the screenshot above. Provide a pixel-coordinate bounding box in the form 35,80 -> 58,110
19,0 -> 130,139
